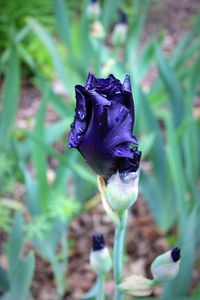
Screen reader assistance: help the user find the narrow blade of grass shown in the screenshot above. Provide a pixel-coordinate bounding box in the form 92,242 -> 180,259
0,46 -> 20,144
53,0 -> 71,49
156,47 -> 184,127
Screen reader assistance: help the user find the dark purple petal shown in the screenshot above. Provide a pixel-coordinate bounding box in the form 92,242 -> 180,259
123,74 -> 132,93
122,75 -> 135,125
86,74 -> 122,97
68,74 -> 141,179
69,85 -> 88,148
118,147 -> 142,174
79,99 -> 137,178
85,72 -> 96,90
171,247 -> 181,262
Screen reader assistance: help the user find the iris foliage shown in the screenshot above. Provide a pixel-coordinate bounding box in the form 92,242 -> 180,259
0,0 -> 200,299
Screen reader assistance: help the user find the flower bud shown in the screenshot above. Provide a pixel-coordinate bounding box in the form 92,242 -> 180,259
106,169 -> 140,214
151,247 -> 181,283
112,11 -> 128,47
90,234 -> 112,274
87,0 -> 101,21
90,20 -> 105,39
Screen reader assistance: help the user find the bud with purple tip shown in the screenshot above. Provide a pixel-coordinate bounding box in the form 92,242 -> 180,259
117,247 -> 181,297
112,11 -> 128,46
90,234 -> 112,274
151,247 -> 181,283
105,157 -> 141,214
87,0 -> 101,21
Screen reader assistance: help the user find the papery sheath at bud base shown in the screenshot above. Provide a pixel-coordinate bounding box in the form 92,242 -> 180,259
118,275 -> 154,297
90,234 -> 112,274
151,247 -> 181,283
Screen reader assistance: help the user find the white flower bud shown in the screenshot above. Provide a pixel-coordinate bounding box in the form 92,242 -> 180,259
112,23 -> 128,47
87,0 -> 101,21
90,234 -> 112,274
106,170 -> 140,213
151,247 -> 181,283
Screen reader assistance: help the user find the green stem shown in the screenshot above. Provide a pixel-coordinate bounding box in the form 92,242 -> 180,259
96,273 -> 105,300
113,211 -> 128,300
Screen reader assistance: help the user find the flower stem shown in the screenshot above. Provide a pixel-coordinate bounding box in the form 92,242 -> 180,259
113,211 -> 128,300
96,273 -> 105,300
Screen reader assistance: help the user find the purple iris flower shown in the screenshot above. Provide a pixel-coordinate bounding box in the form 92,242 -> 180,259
68,73 -> 141,180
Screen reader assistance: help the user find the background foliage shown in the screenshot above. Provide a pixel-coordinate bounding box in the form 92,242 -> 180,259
0,0 -> 200,299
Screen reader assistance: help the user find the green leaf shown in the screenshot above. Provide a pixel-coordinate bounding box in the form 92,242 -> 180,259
125,1 -> 149,80
37,79 -> 74,117
9,252 -> 35,300
156,47 -> 184,127
15,26 -> 30,43
165,114 -> 187,231
171,13 -> 200,68
187,53 -> 200,102
27,18 -> 69,89
32,85 -> 49,212
20,164 -> 39,215
136,86 -> 167,190
0,267 -> 9,293
174,53 -> 200,199
179,117 -> 199,195
163,208 -> 197,297
139,133 -> 155,158
6,212 -> 23,279
44,120 -> 70,145
137,40 -> 155,81
141,173 -> 176,232
79,0 -> 93,70
53,0 -> 71,49
101,0 -> 120,30
136,86 -> 176,231
0,46 -> 20,144
17,44 -> 36,72
27,131 -> 96,185
46,248 -> 66,297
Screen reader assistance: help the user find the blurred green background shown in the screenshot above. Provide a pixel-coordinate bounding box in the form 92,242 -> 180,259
0,0 -> 200,299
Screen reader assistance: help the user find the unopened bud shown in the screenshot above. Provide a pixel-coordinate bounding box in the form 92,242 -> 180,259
151,247 -> 181,283
106,169 -> 140,214
87,0 -> 101,21
90,234 -> 112,274
112,11 -> 128,46
90,20 -> 105,39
